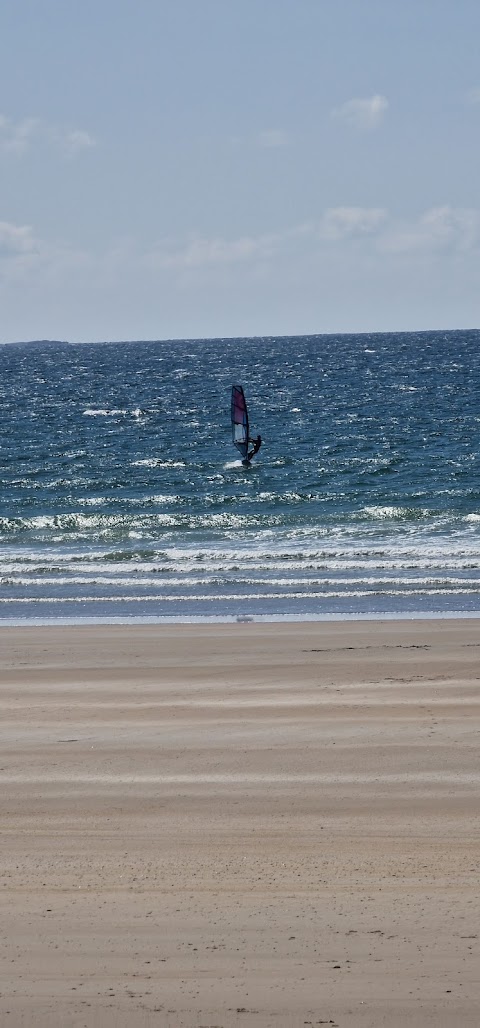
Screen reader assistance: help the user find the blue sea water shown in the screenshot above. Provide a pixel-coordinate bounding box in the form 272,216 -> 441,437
1,331 -> 479,623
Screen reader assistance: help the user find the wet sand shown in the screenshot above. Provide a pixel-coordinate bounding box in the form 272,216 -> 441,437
1,620 -> 479,1027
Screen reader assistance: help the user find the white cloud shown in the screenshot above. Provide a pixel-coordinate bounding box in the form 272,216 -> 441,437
0,116 -> 42,154
2,203 -> 480,341
382,206 -> 480,255
146,222 -> 316,273
0,220 -> 37,256
331,94 -> 388,130
2,205 -> 479,322
319,205 -> 479,256
0,112 -> 96,156
321,206 -> 387,240
148,232 -> 279,270
62,129 -> 96,156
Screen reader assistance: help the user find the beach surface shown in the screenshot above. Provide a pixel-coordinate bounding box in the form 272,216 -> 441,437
1,620 -> 479,1027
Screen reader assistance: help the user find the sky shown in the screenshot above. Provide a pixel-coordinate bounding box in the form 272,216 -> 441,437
1,0 -> 480,342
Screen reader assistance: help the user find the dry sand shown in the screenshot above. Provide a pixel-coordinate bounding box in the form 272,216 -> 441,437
1,619 -> 479,1027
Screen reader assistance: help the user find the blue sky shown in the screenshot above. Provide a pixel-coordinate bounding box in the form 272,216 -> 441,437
1,0 -> 480,342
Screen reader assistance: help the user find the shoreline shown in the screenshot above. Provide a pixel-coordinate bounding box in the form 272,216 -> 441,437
1,607 -> 480,627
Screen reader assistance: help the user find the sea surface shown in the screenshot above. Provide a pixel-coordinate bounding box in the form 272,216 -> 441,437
1,331 -> 479,623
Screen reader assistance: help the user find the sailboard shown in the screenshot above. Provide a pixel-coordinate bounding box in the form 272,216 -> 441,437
231,385 -> 262,464
231,385 -> 249,461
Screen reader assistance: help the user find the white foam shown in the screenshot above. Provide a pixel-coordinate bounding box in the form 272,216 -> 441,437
131,458 -> 186,468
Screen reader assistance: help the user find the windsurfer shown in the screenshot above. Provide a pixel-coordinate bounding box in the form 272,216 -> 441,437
231,385 -> 261,464
246,434 -> 262,462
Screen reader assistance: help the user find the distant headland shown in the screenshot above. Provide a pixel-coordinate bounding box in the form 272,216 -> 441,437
4,339 -> 71,347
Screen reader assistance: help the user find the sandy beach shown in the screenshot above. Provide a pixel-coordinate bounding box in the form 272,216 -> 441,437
1,619 -> 479,1027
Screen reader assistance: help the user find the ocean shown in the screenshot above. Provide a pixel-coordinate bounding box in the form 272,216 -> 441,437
1,331 -> 479,623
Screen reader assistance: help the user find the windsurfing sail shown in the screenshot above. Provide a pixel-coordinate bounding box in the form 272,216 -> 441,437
231,385 -> 249,461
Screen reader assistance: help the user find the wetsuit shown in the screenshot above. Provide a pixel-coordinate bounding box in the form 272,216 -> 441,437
246,435 -> 262,461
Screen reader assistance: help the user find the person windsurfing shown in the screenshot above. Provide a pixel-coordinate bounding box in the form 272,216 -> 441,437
246,434 -> 261,462
231,385 -> 262,465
